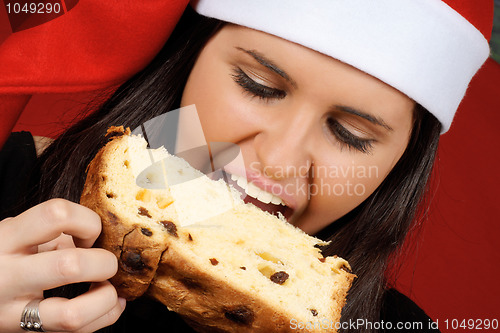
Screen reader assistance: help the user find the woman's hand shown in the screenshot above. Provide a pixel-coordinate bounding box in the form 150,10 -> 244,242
0,199 -> 126,332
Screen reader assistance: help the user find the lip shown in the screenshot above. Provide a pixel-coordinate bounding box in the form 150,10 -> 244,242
223,166 -> 298,210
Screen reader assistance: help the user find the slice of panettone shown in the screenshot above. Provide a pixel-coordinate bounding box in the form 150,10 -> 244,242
80,126 -> 355,333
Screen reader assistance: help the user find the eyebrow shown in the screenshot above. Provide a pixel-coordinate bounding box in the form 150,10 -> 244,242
335,105 -> 394,131
235,47 -> 297,87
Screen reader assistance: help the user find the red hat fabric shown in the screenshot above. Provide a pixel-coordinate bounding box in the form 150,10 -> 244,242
0,0 -> 189,93
442,0 -> 494,41
0,0 -> 189,147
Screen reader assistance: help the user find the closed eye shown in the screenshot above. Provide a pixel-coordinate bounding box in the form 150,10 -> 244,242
326,117 -> 375,154
231,67 -> 287,100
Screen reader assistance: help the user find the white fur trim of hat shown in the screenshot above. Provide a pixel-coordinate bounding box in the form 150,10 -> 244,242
191,0 -> 493,133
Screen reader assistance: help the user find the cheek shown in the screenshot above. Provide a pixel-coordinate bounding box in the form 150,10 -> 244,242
313,160 -> 384,206
302,151 -> 403,232
181,62 -> 257,143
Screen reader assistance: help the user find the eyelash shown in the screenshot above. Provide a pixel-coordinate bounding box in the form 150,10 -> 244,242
231,67 -> 374,154
231,67 -> 287,100
326,117 -> 374,154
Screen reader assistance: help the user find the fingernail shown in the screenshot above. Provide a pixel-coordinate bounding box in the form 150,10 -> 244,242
119,297 -> 127,310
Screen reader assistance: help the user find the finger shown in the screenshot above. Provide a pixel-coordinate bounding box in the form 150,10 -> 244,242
0,295 -> 43,333
73,296 -> 126,333
4,248 -> 117,296
0,199 -> 101,253
39,282 -> 125,333
38,233 -> 76,252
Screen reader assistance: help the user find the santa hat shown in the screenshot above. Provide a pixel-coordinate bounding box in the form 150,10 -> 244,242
191,0 -> 494,133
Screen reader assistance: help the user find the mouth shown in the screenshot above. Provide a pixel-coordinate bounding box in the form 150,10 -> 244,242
226,173 -> 294,220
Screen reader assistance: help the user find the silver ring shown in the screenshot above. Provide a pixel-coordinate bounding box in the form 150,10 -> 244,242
20,299 -> 45,332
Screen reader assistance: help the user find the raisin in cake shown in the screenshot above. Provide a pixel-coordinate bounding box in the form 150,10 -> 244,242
80,127 -> 355,333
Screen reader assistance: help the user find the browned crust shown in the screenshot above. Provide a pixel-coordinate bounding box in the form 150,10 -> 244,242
148,239 -> 355,333
105,125 -> 131,138
80,134 -> 167,300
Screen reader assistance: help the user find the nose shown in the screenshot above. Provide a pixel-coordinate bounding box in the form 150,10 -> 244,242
253,106 -> 315,180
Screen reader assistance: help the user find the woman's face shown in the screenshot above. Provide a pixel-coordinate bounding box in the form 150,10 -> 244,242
180,25 -> 414,234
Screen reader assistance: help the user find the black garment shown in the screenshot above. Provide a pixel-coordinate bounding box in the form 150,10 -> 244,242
0,131 -> 40,220
0,132 -> 440,332
381,289 -> 440,332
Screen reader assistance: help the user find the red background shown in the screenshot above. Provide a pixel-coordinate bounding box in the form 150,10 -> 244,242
393,58 -> 500,331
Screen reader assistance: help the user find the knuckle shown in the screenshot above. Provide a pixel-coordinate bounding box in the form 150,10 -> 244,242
56,250 -> 82,281
94,281 -> 118,305
0,216 -> 13,223
42,199 -> 72,228
103,283 -> 118,301
59,306 -> 85,331
85,213 -> 102,238
103,250 -> 118,275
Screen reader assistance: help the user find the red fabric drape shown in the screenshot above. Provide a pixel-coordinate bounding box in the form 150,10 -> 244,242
0,0 -> 189,147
